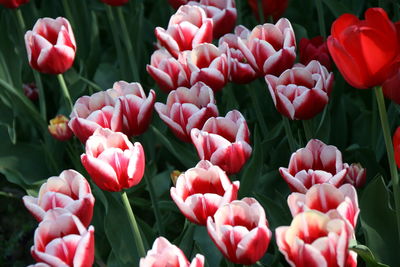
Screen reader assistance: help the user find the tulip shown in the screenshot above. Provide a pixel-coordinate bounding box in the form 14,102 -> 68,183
81,128 -> 145,192
266,60 -> 334,120
394,127 -> 400,169
188,0 -> 237,38
171,160 -> 240,225
207,198 -> 272,265
0,0 -> 29,8
25,17 -> 76,74
100,0 -> 128,6
155,82 -> 218,142
23,169 -> 95,227
299,36 -> 332,70
343,163 -> 366,188
23,82 -> 38,101
327,8 -> 399,89
140,237 -> 204,267
48,115 -> 73,141
168,0 -> 191,9
155,5 -> 213,58
106,81 -> 156,137
146,48 -> 191,93
219,25 -> 258,84
31,210 -> 95,267
191,110 -> 252,174
238,18 -> 296,76
276,210 -> 357,267
69,91 -> 123,143
279,139 -> 347,193
287,184 -> 360,228
247,0 -> 288,22
185,43 -> 230,92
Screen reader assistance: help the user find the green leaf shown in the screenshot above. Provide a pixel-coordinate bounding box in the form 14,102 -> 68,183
193,226 -> 222,267
321,0 -> 352,18
349,241 -> 389,267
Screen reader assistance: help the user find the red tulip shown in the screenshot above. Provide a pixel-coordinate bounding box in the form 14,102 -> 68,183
276,211 -> 357,267
394,127 -> 400,169
327,8 -> 399,89
107,81 -> 156,137
155,82 -> 218,142
146,48 -> 191,93
69,91 -> 123,143
48,115 -> 73,141
171,160 -> 240,225
287,184 -> 360,229
185,43 -> 230,92
31,210 -> 95,267
266,60 -> 333,120
238,18 -> 296,76
100,0 -> 128,6
207,198 -> 272,265
23,169 -> 95,227
0,0 -> 29,8
247,0 -> 288,22
279,139 -> 347,193
191,110 -> 252,174
188,0 -> 237,38
81,128 -> 145,192
382,22 -> 400,102
155,5 -> 213,58
343,163 -> 366,188
299,36 -> 332,70
140,237 -> 204,267
23,82 -> 39,101
25,17 -> 76,74
219,25 -> 257,84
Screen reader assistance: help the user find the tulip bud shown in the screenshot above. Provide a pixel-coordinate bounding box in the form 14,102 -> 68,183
343,163 -> 366,188
299,36 -> 332,70
0,0 -> 29,9
48,115 -> 73,141
23,83 -> 38,101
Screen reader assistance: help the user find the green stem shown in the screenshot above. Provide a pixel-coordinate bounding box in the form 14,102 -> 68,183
302,119 -> 313,141
248,86 -> 268,139
282,115 -> 296,152
33,71 -> 47,121
57,74 -> 73,111
374,86 -> 400,242
371,95 -> 378,147
143,172 -> 165,236
15,8 -> 25,31
315,0 -> 326,38
117,7 -> 140,81
257,0 -> 265,23
120,191 -> 146,257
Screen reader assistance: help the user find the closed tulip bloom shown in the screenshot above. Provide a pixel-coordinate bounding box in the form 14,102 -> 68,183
279,139 -> 347,193
276,211 -> 357,267
186,43 -> 230,92
155,82 -> 218,142
31,210 -> 94,267
343,163 -> 366,188
23,83 -> 39,101
155,5 -> 213,58
207,198 -> 272,265
247,0 -> 288,22
266,60 -> 333,120
219,25 -> 257,84
48,115 -> 73,141
23,169 -> 95,227
81,128 -> 145,192
140,237 -> 204,267
394,127 -> 400,169
191,110 -> 252,174
171,160 -> 240,225
100,0 -> 128,6
287,184 -> 360,229
25,17 -> 76,74
146,48 -> 191,93
238,18 -> 296,76
106,81 -> 156,137
69,91 -> 123,143
299,36 -> 332,70
327,8 -> 399,89
0,0 -> 29,8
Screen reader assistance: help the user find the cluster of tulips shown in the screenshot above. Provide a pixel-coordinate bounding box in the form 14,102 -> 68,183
2,0 -> 400,266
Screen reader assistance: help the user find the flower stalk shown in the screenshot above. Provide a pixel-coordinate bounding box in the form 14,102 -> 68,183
57,74 -> 73,111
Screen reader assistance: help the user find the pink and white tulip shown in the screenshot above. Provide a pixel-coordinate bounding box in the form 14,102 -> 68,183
287,183 -> 360,228
23,169 -> 95,227
155,5 -> 213,58
155,82 -> 218,142
238,18 -> 296,76
207,198 -> 272,265
276,210 -> 357,267
343,163 -> 366,188
81,128 -> 145,192
140,237 -> 204,267
191,110 -> 251,174
266,60 -> 334,120
279,139 -> 347,193
171,160 -> 239,225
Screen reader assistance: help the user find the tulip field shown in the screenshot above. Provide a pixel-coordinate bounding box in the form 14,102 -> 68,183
1,0 -> 400,266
